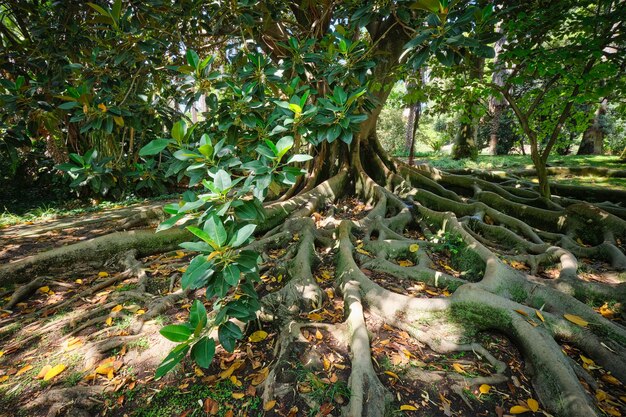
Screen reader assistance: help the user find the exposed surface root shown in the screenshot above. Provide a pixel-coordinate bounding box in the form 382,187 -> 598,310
0,228 -> 190,286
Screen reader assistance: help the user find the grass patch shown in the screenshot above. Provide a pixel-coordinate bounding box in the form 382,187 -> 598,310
417,154 -> 623,172
0,193 -> 178,228
295,366 -> 351,417
129,380 -> 261,417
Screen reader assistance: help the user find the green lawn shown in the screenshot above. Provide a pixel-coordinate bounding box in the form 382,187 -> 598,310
401,154 -> 626,190
410,154 -> 624,171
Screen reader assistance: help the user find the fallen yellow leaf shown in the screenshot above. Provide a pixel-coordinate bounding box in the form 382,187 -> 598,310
527,398 -> 539,412
248,330 -> 268,343
356,247 -> 371,256
409,244 -> 419,253
308,313 -> 323,322
596,390 -> 607,401
111,305 -> 123,313
98,271 -> 109,278
230,375 -> 242,387
398,260 -> 414,267
264,400 -> 276,411
452,363 -> 467,374
385,371 -> 399,379
75,279 -> 83,285
510,405 -> 531,414
0,375 -> 8,383
535,310 -> 545,322
175,251 -> 185,258
219,361 -> 243,380
135,309 -> 145,315
602,406 -> 622,417
514,309 -> 529,317
95,363 -> 114,375
250,367 -> 269,386
232,392 -> 245,399
601,374 -> 621,385
580,355 -> 594,365
479,384 -> 491,394
98,103 -> 107,112
315,330 -> 323,340
400,404 -> 417,411
105,317 -> 113,326
36,365 -> 52,379
38,286 -> 50,293
16,364 -> 33,376
564,314 -> 588,327
43,364 -> 66,381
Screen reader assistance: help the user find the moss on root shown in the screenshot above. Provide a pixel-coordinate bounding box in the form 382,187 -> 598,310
450,302 -> 513,332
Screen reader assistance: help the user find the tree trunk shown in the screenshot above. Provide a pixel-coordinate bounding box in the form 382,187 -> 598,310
488,104 -> 503,155
533,152 -> 551,198
452,119 -> 478,160
488,24 -> 507,155
452,55 -> 484,160
577,100 -> 607,155
405,105 -> 416,154
406,104 -> 421,165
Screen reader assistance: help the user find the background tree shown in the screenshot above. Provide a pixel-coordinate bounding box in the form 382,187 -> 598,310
488,0 -> 626,197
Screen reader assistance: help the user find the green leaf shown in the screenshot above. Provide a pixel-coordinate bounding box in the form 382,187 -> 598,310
237,250 -> 260,271
58,101 -> 79,110
172,120 -> 187,142
111,0 -> 122,21
222,264 -> 241,286
173,149 -> 201,161
186,49 -> 200,69
218,321 -> 243,353
192,337 -> 215,368
213,169 -> 231,191
156,214 -> 184,232
333,86 -> 347,104
198,143 -> 213,158
155,345 -> 189,379
189,300 -> 207,333
286,154 -> 313,163
288,103 -> 302,114
160,324 -> 193,342
87,3 -> 111,18
181,255 -> 213,289
234,201 -> 260,221
410,0 -> 441,13
139,139 -> 171,156
179,241 -> 212,252
276,136 -> 294,159
204,214 -> 227,247
230,224 -> 256,248
256,144 -> 276,159
186,226 -> 214,245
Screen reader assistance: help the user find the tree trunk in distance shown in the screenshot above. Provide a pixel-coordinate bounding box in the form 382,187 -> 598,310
452,55 -> 484,160
577,100 -> 607,155
488,24 -> 507,155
